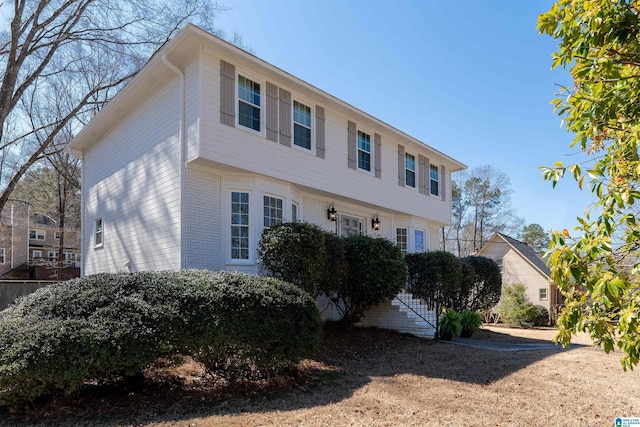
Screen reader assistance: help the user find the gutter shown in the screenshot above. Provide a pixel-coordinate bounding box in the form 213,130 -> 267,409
161,53 -> 187,270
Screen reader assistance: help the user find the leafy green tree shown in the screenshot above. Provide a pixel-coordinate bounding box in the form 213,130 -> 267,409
538,0 -> 640,369
522,223 -> 550,253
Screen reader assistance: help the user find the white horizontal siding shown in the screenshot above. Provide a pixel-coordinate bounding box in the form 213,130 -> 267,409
185,167 -> 223,270
502,250 -> 551,312
196,51 -> 453,226
83,79 -> 182,274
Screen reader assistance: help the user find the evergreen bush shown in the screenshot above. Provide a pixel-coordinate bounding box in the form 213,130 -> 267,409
0,270 -> 322,406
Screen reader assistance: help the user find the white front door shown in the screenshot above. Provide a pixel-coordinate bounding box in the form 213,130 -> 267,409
339,215 -> 363,236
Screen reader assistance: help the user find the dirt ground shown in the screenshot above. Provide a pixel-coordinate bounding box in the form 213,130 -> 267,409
2,324 -> 638,427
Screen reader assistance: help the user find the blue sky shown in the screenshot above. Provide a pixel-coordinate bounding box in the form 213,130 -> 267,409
216,0 -> 596,233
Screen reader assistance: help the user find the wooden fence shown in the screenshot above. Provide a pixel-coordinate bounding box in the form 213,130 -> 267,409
0,280 -> 58,310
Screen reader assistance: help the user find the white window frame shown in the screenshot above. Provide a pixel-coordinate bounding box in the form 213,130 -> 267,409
405,152 -> 416,189
263,195 -> 284,229
0,248 -> 5,264
29,229 -> 45,240
230,191 -> 251,261
430,164 -> 440,196
54,231 -> 61,239
292,99 -> 314,151
291,202 -> 299,223
414,229 -> 425,252
48,250 -> 58,260
357,129 -> 372,173
396,227 -> 408,255
539,288 -> 548,301
31,249 -> 42,260
236,72 -> 264,135
94,218 -> 103,248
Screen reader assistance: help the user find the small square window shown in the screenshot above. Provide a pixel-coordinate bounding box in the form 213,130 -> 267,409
0,248 -> 5,264
539,288 -> 548,301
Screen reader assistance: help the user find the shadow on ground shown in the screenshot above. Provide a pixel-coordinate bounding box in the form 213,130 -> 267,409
0,324 -> 589,426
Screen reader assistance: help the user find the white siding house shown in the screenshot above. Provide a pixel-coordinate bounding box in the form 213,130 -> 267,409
69,25 -> 466,336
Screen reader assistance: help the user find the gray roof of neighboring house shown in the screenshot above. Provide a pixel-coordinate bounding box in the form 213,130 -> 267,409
496,232 -> 551,278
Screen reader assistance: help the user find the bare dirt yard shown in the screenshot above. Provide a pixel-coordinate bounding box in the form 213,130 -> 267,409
2,324 -> 639,427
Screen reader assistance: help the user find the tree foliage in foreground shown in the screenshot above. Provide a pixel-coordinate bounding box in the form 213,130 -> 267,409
539,0 -> 640,370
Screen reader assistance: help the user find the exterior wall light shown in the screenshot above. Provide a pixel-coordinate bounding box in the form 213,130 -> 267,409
371,213 -> 381,230
327,202 -> 337,221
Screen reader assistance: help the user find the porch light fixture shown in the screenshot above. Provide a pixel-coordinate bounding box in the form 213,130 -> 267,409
371,214 -> 381,230
327,202 -> 337,221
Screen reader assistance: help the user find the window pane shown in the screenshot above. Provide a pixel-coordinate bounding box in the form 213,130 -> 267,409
357,131 -> 371,151
238,76 -> 260,106
263,196 -> 283,228
405,154 -> 415,171
293,101 -> 311,127
430,179 -> 439,196
294,124 -> 311,149
396,228 -> 408,255
358,150 -> 371,171
406,170 -> 415,188
239,102 -> 260,131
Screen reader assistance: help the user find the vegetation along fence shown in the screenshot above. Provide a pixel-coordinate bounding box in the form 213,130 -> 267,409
0,281 -> 58,310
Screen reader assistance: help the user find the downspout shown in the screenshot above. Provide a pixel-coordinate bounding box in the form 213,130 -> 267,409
80,154 -> 85,277
162,53 -> 186,270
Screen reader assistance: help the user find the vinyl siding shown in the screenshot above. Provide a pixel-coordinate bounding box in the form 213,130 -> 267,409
196,51 -> 454,226
82,78 -> 182,274
184,167 -> 223,270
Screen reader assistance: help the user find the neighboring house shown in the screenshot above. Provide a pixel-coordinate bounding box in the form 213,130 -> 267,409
69,25 -> 466,336
0,201 -> 30,278
28,213 -> 81,269
0,203 -> 80,280
477,233 -> 563,322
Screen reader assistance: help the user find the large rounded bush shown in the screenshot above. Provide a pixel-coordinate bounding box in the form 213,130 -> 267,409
336,235 -> 407,325
459,256 -> 502,311
258,222 -> 328,297
406,251 -> 462,310
0,270 -> 322,406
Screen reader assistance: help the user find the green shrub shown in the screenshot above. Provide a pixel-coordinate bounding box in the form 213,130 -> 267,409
459,310 -> 483,338
329,235 -> 406,325
188,272 -> 322,380
406,251 -> 462,310
0,270 -> 322,406
318,231 -> 348,298
439,309 -> 462,340
459,256 -> 502,311
498,283 -> 549,327
0,272 -> 187,406
258,222 -> 328,297
527,305 -> 550,327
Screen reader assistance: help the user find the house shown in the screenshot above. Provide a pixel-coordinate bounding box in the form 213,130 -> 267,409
69,25 -> 466,336
0,203 -> 80,280
476,233 -> 563,322
0,201 -> 30,278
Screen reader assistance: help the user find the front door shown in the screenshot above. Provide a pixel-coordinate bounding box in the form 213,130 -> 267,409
339,215 -> 363,236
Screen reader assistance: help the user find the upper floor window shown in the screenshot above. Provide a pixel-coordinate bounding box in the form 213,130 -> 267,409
238,75 -> 261,131
29,229 -> 45,240
405,153 -> 416,188
396,228 -> 408,255
0,248 -> 5,264
293,101 -> 312,150
430,164 -> 439,196
94,218 -> 103,248
231,192 -> 250,260
357,130 -> 371,171
263,196 -> 283,229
